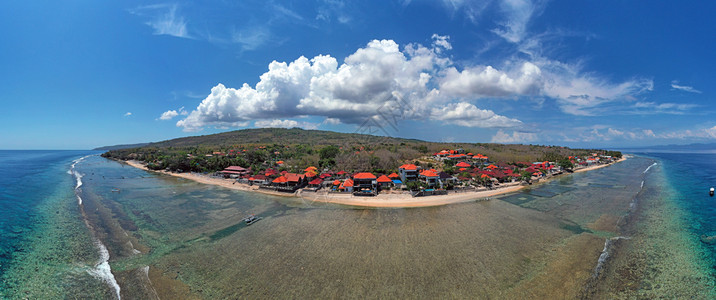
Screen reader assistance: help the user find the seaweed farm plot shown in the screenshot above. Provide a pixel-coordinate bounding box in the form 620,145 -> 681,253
500,194 -> 540,206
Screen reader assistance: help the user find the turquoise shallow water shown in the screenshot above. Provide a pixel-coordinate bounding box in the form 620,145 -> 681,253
653,153 -> 716,251
0,150 -> 111,298
646,153 -> 716,276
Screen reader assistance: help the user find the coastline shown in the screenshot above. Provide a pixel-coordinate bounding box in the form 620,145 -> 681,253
123,157 -> 626,208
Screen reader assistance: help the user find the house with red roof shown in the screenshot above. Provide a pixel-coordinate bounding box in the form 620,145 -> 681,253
249,174 -> 268,185
376,175 -> 393,189
221,166 -> 250,178
353,172 -> 378,196
398,164 -> 420,183
284,173 -> 306,187
339,179 -> 354,192
272,176 -> 288,185
419,169 -> 440,187
455,161 -> 471,168
307,178 -> 324,190
446,153 -> 468,160
473,154 -> 489,161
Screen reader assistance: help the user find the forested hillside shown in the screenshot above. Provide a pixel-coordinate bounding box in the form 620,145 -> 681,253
102,128 -> 613,174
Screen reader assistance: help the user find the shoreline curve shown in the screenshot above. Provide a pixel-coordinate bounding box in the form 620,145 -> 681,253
121,156 -> 626,208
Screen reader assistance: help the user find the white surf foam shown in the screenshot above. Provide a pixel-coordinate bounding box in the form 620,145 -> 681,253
70,155 -> 92,189
592,236 -> 631,278
643,162 -> 657,174
87,241 -> 121,300
70,154 -> 122,299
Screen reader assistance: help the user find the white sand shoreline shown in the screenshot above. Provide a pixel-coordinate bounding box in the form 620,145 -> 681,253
122,156 -> 626,208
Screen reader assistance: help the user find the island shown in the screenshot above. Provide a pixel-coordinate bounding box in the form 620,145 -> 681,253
102,128 -> 624,208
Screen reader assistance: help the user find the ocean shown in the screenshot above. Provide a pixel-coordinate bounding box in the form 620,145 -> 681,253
1,150 -> 714,298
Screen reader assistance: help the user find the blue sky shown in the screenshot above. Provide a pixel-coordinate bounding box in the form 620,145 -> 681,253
1,1 -> 715,149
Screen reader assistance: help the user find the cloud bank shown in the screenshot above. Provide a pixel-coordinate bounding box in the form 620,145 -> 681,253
175,35 -> 652,131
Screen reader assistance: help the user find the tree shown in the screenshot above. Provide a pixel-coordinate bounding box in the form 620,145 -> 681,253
520,171 -> 533,182
319,145 -> 340,160
405,181 -> 427,191
417,145 -> 429,153
557,158 -> 574,170
245,150 -> 268,165
606,150 -> 622,158
541,151 -> 563,162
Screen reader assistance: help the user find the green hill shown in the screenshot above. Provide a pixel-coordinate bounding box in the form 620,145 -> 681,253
143,127 -> 423,148
101,128 -> 606,174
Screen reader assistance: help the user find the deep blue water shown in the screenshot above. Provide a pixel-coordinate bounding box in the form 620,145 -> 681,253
0,150 -> 97,281
645,152 -> 716,262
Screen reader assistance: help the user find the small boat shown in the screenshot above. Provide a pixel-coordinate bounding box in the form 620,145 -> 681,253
243,214 -> 262,226
710,187 -> 714,197
111,188 -> 121,193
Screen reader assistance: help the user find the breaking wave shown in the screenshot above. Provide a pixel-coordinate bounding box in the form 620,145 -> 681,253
592,236 -> 631,278
643,162 -> 657,174
70,155 -> 121,299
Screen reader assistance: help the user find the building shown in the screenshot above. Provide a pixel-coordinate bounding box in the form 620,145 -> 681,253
221,166 -> 250,178
353,172 -> 378,196
376,175 -> 393,189
339,179 -> 354,192
419,170 -> 440,187
398,164 -> 420,182
284,173 -> 306,187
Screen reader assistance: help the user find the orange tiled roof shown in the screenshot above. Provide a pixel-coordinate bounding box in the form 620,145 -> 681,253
399,164 -> 418,170
353,172 -> 377,180
376,175 -> 392,183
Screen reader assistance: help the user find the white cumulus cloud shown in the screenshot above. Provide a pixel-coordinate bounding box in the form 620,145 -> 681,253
431,34 -> 452,52
431,102 -> 522,128
439,61 -> 543,98
322,118 -> 342,125
177,37 -> 523,131
491,130 -> 537,143
159,107 -> 188,120
176,35 -> 654,132
254,119 -> 318,129
160,110 -> 179,120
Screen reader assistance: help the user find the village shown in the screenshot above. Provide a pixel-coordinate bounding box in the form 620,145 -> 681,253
214,148 -> 621,198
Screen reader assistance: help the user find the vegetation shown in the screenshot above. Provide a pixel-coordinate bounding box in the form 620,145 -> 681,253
101,128 -> 609,174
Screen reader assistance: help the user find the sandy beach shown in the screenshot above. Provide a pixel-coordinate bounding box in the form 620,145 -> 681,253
573,156 -> 627,173
124,157 -> 626,208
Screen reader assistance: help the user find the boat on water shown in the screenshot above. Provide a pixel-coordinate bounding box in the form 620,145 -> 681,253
710,187 -> 714,197
243,214 -> 262,225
